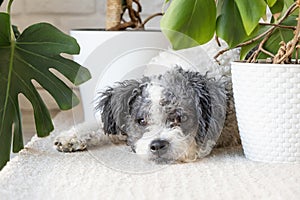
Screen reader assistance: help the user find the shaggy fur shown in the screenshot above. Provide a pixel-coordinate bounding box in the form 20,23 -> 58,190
54,67 -> 239,163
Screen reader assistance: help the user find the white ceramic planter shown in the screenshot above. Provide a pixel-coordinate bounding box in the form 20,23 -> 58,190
231,62 -> 300,163
70,30 -> 170,122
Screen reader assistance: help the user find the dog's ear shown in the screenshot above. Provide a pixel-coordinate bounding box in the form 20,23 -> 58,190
95,79 -> 147,135
179,68 -> 227,147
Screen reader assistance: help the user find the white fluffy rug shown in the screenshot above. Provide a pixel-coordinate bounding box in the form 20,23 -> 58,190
1,111 -> 300,200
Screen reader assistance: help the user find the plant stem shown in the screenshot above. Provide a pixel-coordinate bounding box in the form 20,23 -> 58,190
127,0 -> 142,25
261,48 -> 275,57
1,40 -> 16,135
106,0 -> 122,30
259,22 -> 296,30
138,13 -> 163,29
1,0 -> 16,134
7,0 -> 14,15
6,0 -> 15,41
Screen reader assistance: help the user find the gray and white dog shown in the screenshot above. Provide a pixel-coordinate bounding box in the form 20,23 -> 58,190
54,67 -> 239,163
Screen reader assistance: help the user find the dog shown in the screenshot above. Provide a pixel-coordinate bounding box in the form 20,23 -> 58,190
54,67 -> 239,163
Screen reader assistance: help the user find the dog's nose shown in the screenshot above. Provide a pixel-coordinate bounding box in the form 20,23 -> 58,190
150,139 -> 169,155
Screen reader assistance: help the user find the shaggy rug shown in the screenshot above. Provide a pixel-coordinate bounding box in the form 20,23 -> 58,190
1,111 -> 300,200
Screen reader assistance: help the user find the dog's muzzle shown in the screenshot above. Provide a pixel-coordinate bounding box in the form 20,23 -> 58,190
149,139 -> 170,155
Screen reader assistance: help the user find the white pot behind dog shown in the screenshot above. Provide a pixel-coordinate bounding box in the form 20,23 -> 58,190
71,30 -> 239,124
71,30 -> 170,122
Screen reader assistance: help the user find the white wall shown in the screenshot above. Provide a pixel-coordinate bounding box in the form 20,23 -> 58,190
1,0 -> 163,33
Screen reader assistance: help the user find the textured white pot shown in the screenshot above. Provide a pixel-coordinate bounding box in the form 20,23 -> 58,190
231,61 -> 300,163
70,30 -> 170,122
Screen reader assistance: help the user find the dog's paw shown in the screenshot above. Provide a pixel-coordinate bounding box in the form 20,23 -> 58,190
54,134 -> 87,152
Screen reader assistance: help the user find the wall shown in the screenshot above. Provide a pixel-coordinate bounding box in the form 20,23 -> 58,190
0,0 -> 163,137
1,0 -> 163,33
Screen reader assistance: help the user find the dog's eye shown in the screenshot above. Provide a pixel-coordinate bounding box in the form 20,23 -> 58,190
181,115 -> 188,122
137,118 -> 147,126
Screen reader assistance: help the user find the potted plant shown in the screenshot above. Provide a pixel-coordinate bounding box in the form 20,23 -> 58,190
161,0 -> 300,162
71,0 -> 170,122
0,0 -> 91,169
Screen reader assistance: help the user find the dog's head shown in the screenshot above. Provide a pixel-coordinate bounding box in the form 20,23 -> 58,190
96,67 -> 227,163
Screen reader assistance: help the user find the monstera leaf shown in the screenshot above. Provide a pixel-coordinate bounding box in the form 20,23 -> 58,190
0,13 -> 91,169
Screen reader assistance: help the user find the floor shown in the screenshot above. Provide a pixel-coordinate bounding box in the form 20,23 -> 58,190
10,132 -> 35,159
10,103 -> 84,159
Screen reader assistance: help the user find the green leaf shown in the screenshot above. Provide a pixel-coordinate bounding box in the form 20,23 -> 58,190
266,0 -> 277,7
269,0 -> 284,14
239,24 -> 269,59
216,0 -> 224,16
0,13 -> 11,46
161,0 -> 216,50
216,0 -> 248,48
12,97 -> 23,153
0,13 -> 91,169
234,0 -> 267,35
240,40 -> 260,60
280,0 -> 296,18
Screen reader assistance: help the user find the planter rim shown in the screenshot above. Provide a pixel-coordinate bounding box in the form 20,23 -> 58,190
71,28 -> 161,32
231,61 -> 300,68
